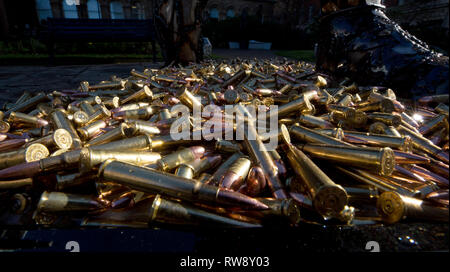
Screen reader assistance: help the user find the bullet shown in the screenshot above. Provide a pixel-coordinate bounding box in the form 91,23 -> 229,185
418,114 -> 447,135
102,96 -> 120,109
282,129 -> 348,218
77,120 -> 107,141
299,144 -> 395,176
189,155 -> 222,177
327,105 -> 356,121
26,128 -> 73,150
7,112 -> 48,128
86,122 -> 129,146
80,101 -> 96,116
88,81 -> 124,91
0,178 -> 33,190
434,103 -> 449,117
126,120 -> 161,136
90,134 -> 152,152
80,148 -> 161,173
148,134 -> 197,151
206,153 -> 242,186
174,164 -> 195,179
297,114 -> 334,129
219,156 -> 252,191
376,191 -> 449,224
72,110 -> 90,127
215,138 -> 242,153
342,131 -> 413,152
37,191 -> 109,212
244,198 -> 301,225
0,138 -> 29,152
335,166 -> 417,197
157,146 -> 205,171
197,173 -> 212,184
98,160 -> 268,210
51,109 -> 82,149
400,112 -> 420,128
148,195 -> 261,227
0,143 -> 49,170
343,186 -> 379,200
121,86 -> 153,105
112,106 -> 156,120
177,88 -> 203,110
424,159 -> 449,179
425,190 -> 449,208
397,125 -> 448,164
400,164 -> 449,188
267,95 -> 312,119
84,105 -> 111,126
393,150 -> 431,164
289,124 -> 352,146
56,172 -> 98,191
418,94 -> 449,104
314,128 -> 345,140
4,92 -> 49,116
356,99 -> 395,113
366,112 -> 402,127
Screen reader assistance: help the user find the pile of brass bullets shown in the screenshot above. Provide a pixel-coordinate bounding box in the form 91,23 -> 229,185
0,58 -> 448,228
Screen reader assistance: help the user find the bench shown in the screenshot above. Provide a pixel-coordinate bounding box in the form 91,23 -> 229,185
40,18 -> 157,62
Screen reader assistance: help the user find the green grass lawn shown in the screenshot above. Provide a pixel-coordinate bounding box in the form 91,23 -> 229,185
275,50 -> 315,63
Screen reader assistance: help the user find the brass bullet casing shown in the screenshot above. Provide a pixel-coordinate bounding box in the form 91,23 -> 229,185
0,110 -> 4,121
37,191 -> 108,212
400,112 -> 420,128
197,173 -> 213,184
254,198 -> 301,225
51,109 -> 82,149
98,160 -> 268,210
434,103 -> 449,117
0,178 -> 33,190
418,114 -> 447,135
174,164 -> 195,179
369,122 -> 401,137
177,88 -> 203,110
188,155 -> 222,177
224,89 -> 240,104
343,185 -> 379,200
112,106 -> 156,120
80,147 -> 161,173
314,128 -> 345,140
126,120 -> 161,136
0,143 -> 49,170
207,153 -> 242,186
241,116 -> 287,199
297,114 -> 334,129
88,81 -> 124,91
366,112 -> 402,127
25,128 -> 73,150
120,86 -> 153,105
377,191 -> 449,224
157,146 -> 205,172
356,99 -> 395,113
84,105 -> 111,126
4,92 -> 48,116
267,95 -> 312,119
131,68 -> 149,80
80,101 -> 96,116
89,134 -> 152,152
342,131 -> 413,152
336,93 -> 353,107
0,121 -> 10,133
281,127 -> 348,218
219,156 -> 252,191
289,124 -> 352,146
397,125 -> 449,164
77,120 -> 107,141
86,122 -> 129,146
73,111 -> 90,127
103,96 -> 120,109
67,104 -> 81,114
158,108 -> 172,120
56,172 -> 98,191
299,144 -> 395,176
7,112 -> 48,128
148,195 -> 261,227
327,105 -> 356,121
148,135 -> 196,151
215,138 -> 242,153
80,81 -> 90,92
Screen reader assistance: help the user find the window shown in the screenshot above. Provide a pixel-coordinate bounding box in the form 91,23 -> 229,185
226,8 -> 234,18
132,1 -> 145,19
87,0 -> 101,19
110,1 -> 125,19
209,8 -> 219,19
35,0 -> 52,22
63,0 -> 79,18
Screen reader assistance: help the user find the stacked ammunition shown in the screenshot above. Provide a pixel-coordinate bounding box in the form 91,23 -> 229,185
0,58 -> 448,228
